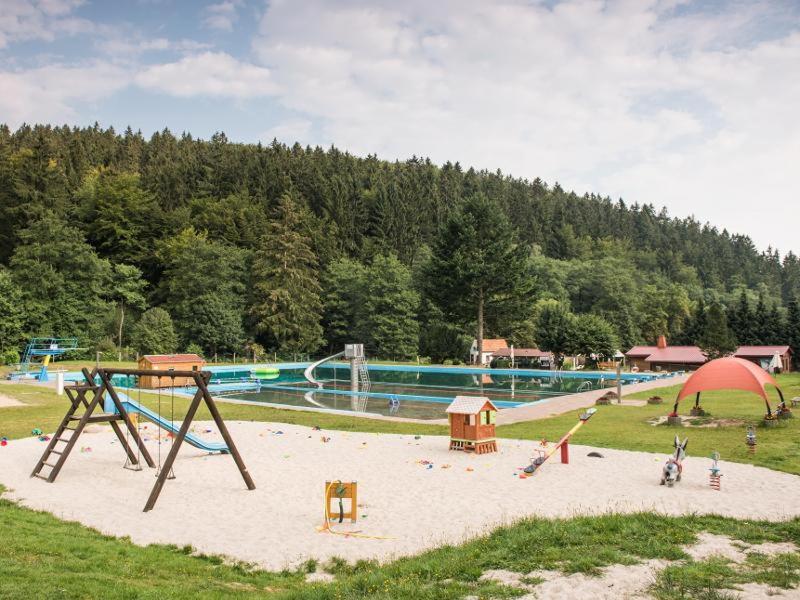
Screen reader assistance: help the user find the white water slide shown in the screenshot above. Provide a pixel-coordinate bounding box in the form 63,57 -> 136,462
304,351 -> 345,388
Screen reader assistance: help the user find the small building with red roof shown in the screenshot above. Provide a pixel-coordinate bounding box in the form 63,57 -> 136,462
625,336 -> 707,372
138,353 -> 205,388
491,347 -> 553,368
469,338 -> 508,366
734,346 -> 793,373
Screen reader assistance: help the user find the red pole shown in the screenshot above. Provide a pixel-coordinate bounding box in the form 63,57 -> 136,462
560,439 -> 569,464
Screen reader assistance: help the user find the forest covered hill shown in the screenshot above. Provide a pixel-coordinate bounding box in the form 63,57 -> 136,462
0,123 -> 798,364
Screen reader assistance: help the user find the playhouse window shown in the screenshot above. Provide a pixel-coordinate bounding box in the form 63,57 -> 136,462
468,414 -> 475,426
483,411 -> 491,425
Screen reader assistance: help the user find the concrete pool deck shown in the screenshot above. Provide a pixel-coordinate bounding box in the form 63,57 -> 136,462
492,374 -> 688,425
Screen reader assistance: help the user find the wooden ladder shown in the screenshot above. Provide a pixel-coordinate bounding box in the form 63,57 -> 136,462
31,368 -> 154,482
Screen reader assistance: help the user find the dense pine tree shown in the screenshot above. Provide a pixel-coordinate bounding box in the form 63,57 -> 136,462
424,194 -> 530,361
0,122 -> 797,360
699,302 -> 737,359
250,193 -> 324,354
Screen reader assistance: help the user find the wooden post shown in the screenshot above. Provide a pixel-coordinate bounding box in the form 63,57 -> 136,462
560,439 -> 569,464
616,362 -> 622,404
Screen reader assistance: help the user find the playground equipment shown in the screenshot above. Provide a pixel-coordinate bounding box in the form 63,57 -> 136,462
446,396 -> 498,454
709,451 -> 722,490
670,357 -> 785,423
304,344 -> 370,393
661,436 -> 688,487
746,425 -> 757,453
30,366 -> 255,511
324,480 -> 358,524
521,408 -> 597,476
6,337 -> 79,382
137,354 -> 205,388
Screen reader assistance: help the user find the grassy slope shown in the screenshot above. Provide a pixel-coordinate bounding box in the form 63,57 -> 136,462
499,373 -> 800,475
2,487 -> 799,599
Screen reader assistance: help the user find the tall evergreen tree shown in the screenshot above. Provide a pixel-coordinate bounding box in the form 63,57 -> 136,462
251,193 -> 324,354
424,193 -> 529,363
363,254 -> 420,360
0,267 -> 24,352
698,301 -> 736,359
786,298 -> 800,369
321,257 -> 367,352
731,290 -> 757,345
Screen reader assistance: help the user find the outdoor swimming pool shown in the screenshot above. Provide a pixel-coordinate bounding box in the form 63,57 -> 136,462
63,362 -> 674,420
207,363 -> 673,420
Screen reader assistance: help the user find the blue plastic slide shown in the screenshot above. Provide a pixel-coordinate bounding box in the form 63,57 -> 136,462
115,392 -> 229,454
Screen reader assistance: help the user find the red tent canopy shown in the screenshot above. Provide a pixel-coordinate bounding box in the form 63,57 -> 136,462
673,357 -> 784,416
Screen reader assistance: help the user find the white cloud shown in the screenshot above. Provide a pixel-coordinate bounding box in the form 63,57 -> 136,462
0,61 -> 127,124
260,118 -> 313,144
202,0 -> 243,32
0,0 -> 90,48
135,51 -> 277,98
248,0 -> 800,253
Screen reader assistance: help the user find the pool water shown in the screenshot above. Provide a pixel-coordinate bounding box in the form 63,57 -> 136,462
214,364 -> 658,420
63,363 -> 672,421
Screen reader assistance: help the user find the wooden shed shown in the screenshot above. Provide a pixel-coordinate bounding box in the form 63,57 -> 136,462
137,354 -> 205,389
446,396 -> 498,454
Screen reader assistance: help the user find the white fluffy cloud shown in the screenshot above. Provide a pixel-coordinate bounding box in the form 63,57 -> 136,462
202,0 -> 243,32
0,0 -> 797,252
135,51 -> 277,98
0,62 -> 127,124
0,0 -> 92,48
250,0 -> 800,252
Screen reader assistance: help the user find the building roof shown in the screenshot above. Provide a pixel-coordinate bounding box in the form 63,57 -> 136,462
446,396 -> 497,415
493,348 -> 552,358
141,354 -> 204,364
734,346 -> 792,358
626,346 -> 658,357
477,339 -> 508,353
625,346 -> 707,364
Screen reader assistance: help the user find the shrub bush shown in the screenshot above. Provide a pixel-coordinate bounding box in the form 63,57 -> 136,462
0,348 -> 20,366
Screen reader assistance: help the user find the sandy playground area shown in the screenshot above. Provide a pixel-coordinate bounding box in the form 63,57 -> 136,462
1,421 -> 799,571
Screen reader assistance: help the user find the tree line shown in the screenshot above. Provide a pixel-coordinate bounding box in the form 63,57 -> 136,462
0,123 -> 798,366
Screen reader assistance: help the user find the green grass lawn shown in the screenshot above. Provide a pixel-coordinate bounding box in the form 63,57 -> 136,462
1,486 -> 799,599
2,375 -> 800,598
499,373 -> 800,475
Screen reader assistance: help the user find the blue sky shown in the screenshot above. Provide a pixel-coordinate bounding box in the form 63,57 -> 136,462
2,0 -> 799,254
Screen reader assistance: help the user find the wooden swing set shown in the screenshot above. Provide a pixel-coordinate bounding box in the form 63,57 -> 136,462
31,366 -> 255,511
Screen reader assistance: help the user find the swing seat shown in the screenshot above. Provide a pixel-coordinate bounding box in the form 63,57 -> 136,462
68,413 -> 123,423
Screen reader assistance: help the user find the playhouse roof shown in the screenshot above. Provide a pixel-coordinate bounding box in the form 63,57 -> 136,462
141,354 -> 204,364
734,346 -> 792,358
677,356 -> 779,402
446,396 -> 497,415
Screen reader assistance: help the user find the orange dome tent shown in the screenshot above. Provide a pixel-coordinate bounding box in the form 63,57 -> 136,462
670,357 -> 785,418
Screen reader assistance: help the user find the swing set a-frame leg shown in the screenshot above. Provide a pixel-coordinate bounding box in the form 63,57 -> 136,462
142,372 -> 255,512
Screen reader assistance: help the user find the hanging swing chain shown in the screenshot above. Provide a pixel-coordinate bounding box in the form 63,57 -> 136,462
157,375 -> 162,475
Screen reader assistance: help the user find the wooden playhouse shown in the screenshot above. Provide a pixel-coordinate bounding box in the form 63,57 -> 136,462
137,354 -> 205,389
446,395 -> 498,454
